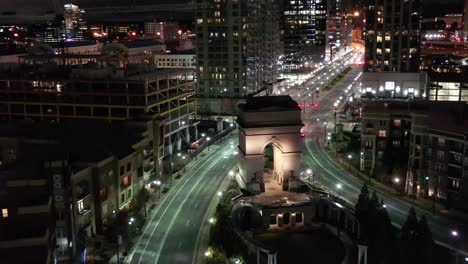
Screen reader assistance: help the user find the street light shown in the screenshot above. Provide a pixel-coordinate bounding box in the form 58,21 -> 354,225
393,177 -> 400,194
336,183 -> 342,199
154,180 -> 162,199
217,191 -> 223,197
452,230 -> 460,264
207,137 -> 211,151
209,217 -> 215,224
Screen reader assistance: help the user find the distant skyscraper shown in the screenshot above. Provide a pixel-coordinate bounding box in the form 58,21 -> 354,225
144,21 -> 180,42
196,0 -> 280,115
464,0 -> 468,40
64,3 -> 88,41
326,0 -> 353,60
283,0 -> 327,69
364,0 -> 422,72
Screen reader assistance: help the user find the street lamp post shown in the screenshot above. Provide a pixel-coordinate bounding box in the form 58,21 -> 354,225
154,180 -> 162,199
451,230 -> 460,264
393,177 -> 400,194
306,169 -> 313,194
336,183 -> 342,199
141,185 -> 147,217
207,137 -> 211,151
323,122 -> 328,142
424,176 -> 429,198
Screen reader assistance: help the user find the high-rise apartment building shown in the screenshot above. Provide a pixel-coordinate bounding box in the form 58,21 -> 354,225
327,0 -> 353,60
195,0 -> 280,115
64,4 -> 89,41
464,0 -> 468,40
144,21 -> 181,42
283,0 -> 327,69
364,0 -> 421,73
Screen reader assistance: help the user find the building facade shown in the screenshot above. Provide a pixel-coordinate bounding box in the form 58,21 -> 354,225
155,51 -> 196,69
283,0 -> 327,69
359,72 -> 428,99
360,101 -> 468,209
429,73 -> 468,102
0,118 -> 166,263
63,4 -> 89,41
144,21 -> 181,42
195,0 -> 280,115
364,0 -> 421,73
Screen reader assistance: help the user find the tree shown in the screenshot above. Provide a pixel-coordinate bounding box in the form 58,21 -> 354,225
400,208 -> 433,264
100,43 -> 129,67
418,215 -> 434,263
355,184 -> 370,225
205,247 -> 229,264
356,188 -> 398,263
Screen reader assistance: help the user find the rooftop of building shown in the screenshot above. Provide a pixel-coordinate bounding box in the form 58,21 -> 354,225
0,120 -> 146,171
120,39 -> 164,48
239,96 -> 300,112
157,49 -> 195,55
47,40 -> 98,48
0,62 -> 193,81
363,100 -> 468,136
0,245 -> 49,264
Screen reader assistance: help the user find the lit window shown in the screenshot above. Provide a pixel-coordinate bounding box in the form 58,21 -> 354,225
78,200 -> 84,213
394,119 -> 401,126
2,208 -> 8,218
379,130 -> 387,137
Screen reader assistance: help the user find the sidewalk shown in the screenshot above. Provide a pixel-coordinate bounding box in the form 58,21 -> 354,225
327,142 -> 468,225
192,165 -> 237,264
108,132 -> 237,264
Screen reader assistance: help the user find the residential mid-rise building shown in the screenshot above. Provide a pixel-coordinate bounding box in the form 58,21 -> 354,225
364,0 -> 421,73
283,0 -> 327,68
0,118 -> 168,263
0,162 -> 55,264
361,101 -> 468,209
195,0 -> 280,115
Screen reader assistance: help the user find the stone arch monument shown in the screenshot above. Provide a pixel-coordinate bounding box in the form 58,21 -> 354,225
236,96 -> 303,193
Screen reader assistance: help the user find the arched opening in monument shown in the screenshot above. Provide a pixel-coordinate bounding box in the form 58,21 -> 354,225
263,143 -> 285,187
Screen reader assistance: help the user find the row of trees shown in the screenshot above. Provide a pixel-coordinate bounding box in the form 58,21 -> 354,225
355,184 -> 433,264
207,203 -> 248,264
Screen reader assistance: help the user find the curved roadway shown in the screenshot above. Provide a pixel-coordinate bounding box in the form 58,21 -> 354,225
300,63 -> 468,254
128,136 -> 237,264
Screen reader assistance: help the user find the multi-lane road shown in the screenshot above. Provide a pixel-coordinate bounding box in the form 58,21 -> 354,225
127,51 -> 466,264
299,62 -> 468,255
128,136 -> 237,264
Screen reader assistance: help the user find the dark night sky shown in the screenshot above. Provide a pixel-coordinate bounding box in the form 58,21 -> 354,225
423,0 -> 464,17
0,0 -> 465,24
